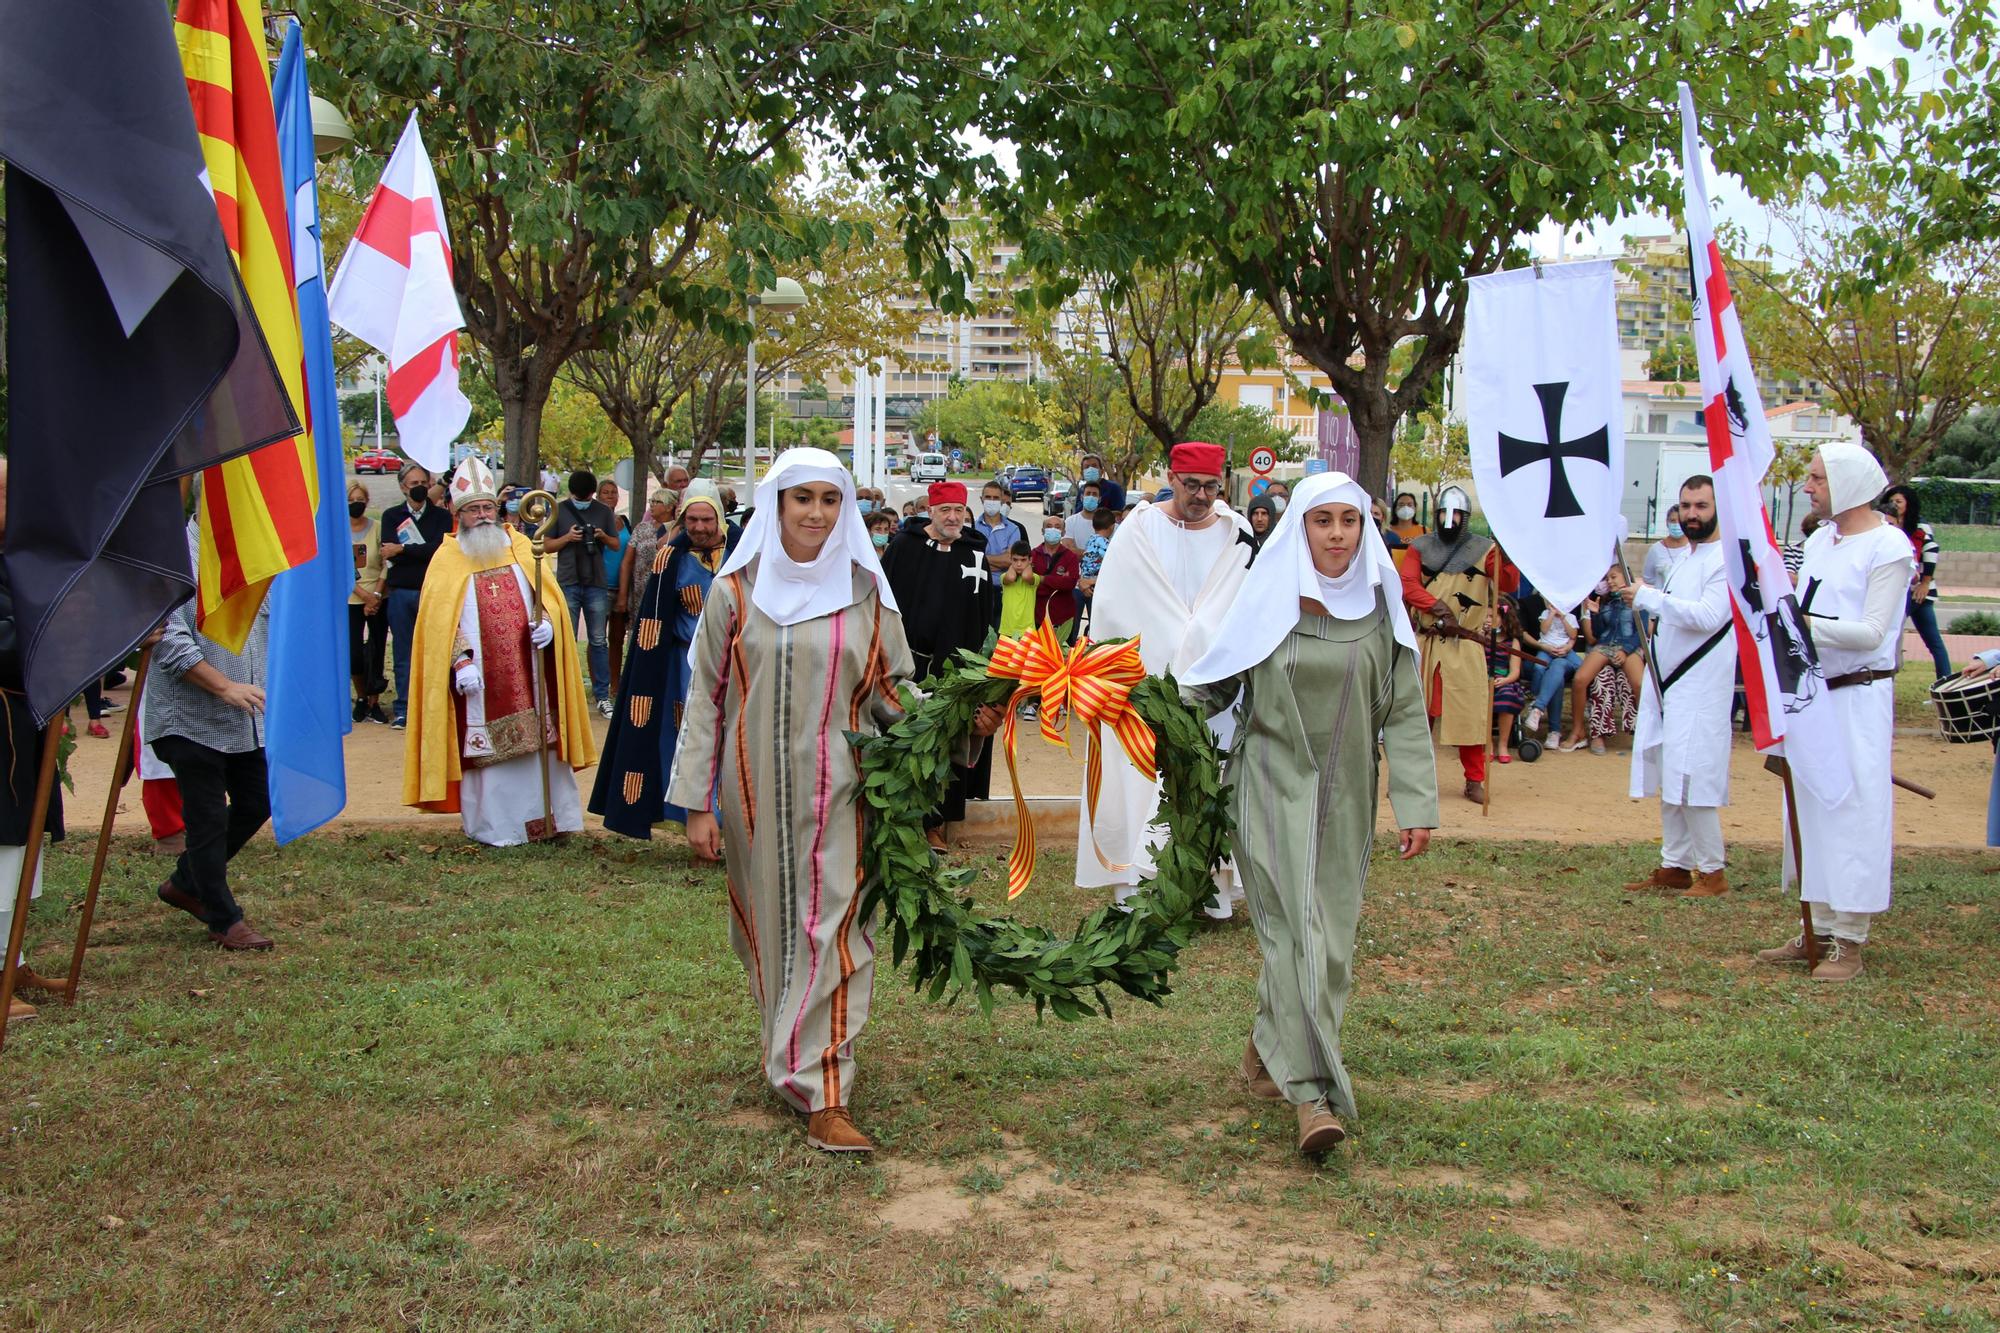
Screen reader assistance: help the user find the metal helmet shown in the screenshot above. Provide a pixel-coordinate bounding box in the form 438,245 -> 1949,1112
1437,485 -> 1472,520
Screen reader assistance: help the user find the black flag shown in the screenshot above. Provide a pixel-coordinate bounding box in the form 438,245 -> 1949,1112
0,0 -> 298,725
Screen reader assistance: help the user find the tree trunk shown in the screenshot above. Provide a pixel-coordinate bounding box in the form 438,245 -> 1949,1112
495,355 -> 557,486
627,430 -> 657,523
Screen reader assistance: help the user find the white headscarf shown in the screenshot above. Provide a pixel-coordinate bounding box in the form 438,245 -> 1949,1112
1819,440 -> 1889,515
1184,472 -> 1417,686
715,447 -> 898,626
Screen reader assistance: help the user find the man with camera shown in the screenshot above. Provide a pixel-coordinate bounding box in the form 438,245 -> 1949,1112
546,469 -> 620,717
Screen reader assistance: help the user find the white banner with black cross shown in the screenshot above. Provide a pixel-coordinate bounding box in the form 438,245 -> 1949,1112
1464,258 -> 1627,614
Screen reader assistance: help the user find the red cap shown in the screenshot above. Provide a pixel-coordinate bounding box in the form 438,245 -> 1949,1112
927,481 -> 969,508
1169,442 -> 1226,475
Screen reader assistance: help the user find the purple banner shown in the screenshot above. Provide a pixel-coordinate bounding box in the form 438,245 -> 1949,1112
1317,410 -> 1359,476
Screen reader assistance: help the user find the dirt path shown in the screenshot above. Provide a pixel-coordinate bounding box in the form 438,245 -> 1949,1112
62,678 -> 1996,852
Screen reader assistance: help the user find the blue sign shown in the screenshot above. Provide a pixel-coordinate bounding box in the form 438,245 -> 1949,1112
1303,458 -> 1329,475
1249,477 -> 1272,497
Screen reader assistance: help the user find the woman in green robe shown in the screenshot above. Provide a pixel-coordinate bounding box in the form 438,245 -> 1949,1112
1184,471 -> 1439,1154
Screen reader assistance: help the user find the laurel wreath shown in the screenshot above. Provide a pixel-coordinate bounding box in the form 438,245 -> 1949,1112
851,644 -> 1234,1021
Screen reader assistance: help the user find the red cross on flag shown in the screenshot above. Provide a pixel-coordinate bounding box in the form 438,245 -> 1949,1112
327,110 -> 470,473
1678,83 -> 1851,809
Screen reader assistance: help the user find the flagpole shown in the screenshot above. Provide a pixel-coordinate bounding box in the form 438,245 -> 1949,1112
521,491 -> 558,842
1765,755 -> 1819,970
62,647 -> 155,1003
0,720 -> 63,1059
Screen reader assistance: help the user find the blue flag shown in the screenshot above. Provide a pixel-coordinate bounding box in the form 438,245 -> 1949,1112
265,21 -> 353,843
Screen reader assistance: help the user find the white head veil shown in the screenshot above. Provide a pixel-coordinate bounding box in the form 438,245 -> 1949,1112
1184,472 -> 1417,686
1819,440 -> 1889,515
714,447 -> 898,627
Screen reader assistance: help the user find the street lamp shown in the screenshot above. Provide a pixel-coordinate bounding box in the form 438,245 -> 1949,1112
745,277 -> 809,482
310,95 -> 355,157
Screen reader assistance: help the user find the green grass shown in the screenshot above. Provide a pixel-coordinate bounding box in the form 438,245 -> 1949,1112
1935,524 -> 2000,554
4,832 -> 1999,1330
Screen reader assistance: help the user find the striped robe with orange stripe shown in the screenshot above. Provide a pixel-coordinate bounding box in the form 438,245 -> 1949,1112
666,561 -> 913,1113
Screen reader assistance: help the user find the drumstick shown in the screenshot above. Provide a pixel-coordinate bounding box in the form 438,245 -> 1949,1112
1892,774 -> 1936,801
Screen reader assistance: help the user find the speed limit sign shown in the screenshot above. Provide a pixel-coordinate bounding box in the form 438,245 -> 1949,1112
1249,446 -> 1277,476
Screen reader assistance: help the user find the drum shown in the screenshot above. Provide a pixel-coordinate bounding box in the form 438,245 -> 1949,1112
1929,670 -> 2000,744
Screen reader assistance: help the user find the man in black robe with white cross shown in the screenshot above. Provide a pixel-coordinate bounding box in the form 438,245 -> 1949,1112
881,480 -> 996,849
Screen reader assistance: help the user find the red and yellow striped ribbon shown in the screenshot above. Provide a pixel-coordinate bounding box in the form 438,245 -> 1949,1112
986,622 -> 1154,899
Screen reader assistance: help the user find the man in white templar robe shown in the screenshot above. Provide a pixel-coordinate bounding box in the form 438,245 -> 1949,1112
403,456 -> 597,846
1621,473 -> 1737,898
1078,442 -> 1254,918
1756,441 -> 1913,983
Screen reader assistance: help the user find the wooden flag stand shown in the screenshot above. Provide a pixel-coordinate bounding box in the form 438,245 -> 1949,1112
0,649 -> 152,1060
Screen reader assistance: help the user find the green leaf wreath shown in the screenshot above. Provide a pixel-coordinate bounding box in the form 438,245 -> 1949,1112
851,642 -> 1234,1021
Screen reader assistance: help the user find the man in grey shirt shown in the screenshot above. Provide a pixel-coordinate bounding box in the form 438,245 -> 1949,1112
149,523 -> 275,951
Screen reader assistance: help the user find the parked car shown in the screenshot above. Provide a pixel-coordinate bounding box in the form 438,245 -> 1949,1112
353,447 -> 402,474
911,451 -> 950,483
1006,465 -> 1050,501
1044,474 -> 1076,517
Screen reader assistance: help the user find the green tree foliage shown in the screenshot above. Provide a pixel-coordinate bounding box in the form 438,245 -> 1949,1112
910,381 -> 1047,466
1391,410 -> 1472,498
1647,333 -> 1700,384
1736,185 -> 2000,482
1185,402 -> 1300,472
309,2 -> 974,485
946,0 -> 1908,495
1929,407 -> 2000,479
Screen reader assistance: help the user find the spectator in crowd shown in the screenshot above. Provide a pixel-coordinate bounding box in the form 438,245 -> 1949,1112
1558,571 -> 1646,754
1781,513 -> 1821,579
1371,498 -> 1405,551
381,462 -> 451,728
596,478 -> 632,692
1389,491 -> 1427,542
1076,505 -> 1116,637
1077,452 -> 1126,512
864,508 -> 897,550
1522,600 -> 1581,737
427,479 -> 455,529
1264,480 -> 1291,512
974,479 -> 1028,602
1245,494 -> 1280,547
901,499 -> 920,519
1063,479 -> 1104,553
150,517 -> 276,951
1489,596 -> 1527,762
663,462 -> 692,493
1031,514 -> 1082,633
1642,503 -> 1689,589
545,469 -> 620,717
347,480 -> 389,725
998,540 -> 1040,639
619,489 -> 680,621
1884,484 -> 1950,679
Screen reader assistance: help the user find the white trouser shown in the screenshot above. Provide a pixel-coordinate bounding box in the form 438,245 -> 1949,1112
0,844 -> 43,968
1809,904 -> 1874,944
1660,802 -> 1724,874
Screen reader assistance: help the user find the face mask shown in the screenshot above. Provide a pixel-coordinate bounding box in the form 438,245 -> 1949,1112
871,532 -> 889,549
1043,527 -> 1062,544
1666,522 -> 1684,538
982,499 -> 1003,516
407,487 -> 428,505
857,499 -> 875,514
1594,580 -> 1611,597
1082,496 -> 1099,512
572,496 -> 590,509
348,500 -> 367,518
1082,467 -> 1101,483
1271,497 -> 1287,514
1396,505 -> 1415,521
506,499 -> 521,515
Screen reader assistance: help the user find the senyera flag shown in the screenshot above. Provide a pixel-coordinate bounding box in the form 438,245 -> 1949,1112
176,0 -> 321,652
328,111 -> 471,474
1678,82 -> 1851,809
1464,258 -> 1627,614
0,0 -> 297,727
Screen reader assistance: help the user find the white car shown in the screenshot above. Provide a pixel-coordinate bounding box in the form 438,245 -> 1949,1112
911,451 -> 949,483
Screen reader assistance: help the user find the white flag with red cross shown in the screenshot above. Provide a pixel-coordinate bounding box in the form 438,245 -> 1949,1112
1678,83 -> 1850,808
327,110 -> 470,473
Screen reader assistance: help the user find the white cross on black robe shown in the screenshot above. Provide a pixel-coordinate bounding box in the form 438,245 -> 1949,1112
880,528 -> 996,824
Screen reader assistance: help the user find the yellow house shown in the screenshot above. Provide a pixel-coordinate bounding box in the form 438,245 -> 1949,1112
1216,353 -> 1336,454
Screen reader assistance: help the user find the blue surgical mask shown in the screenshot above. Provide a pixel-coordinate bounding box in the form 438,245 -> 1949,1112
857,499 -> 875,514
1043,527 -> 1062,544
1667,522 -> 1684,538
572,497 -> 590,509
1082,466 -> 1101,483
982,499 -> 1003,516
871,532 -> 889,549
506,499 -> 521,515
1082,496 -> 1099,512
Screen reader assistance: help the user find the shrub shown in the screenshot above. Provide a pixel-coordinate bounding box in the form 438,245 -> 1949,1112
1946,611 -> 2000,635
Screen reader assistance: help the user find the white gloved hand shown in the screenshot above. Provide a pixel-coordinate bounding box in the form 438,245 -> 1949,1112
530,617 -> 555,650
454,662 -> 484,696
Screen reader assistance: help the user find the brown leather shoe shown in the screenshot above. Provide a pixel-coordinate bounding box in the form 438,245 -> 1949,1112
1296,1098 -> 1346,1154
152,834 -> 186,857
12,966 -> 70,996
1756,932 -> 1831,965
5,997 -> 37,1027
157,881 -> 213,924
1240,1039 -> 1283,1100
924,827 -> 949,853
1623,866 -> 1692,893
1680,869 -> 1730,898
209,921 -> 273,951
1463,780 -> 1487,804
806,1106 -> 874,1154
1810,939 -> 1864,983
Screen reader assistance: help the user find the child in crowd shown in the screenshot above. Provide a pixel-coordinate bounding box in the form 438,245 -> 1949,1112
1489,597 -> 1527,761
864,509 -> 897,551
1076,505 -> 1116,638
998,540 -> 1040,639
